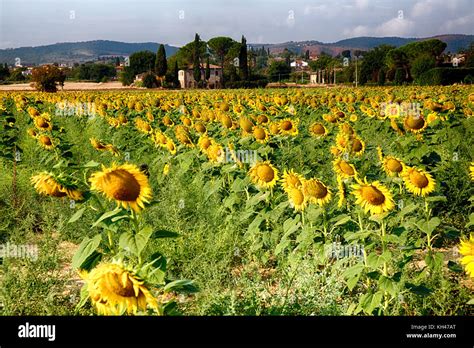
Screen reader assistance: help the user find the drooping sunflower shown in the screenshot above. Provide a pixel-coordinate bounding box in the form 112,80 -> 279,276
253,126 -> 269,144
31,172 -> 83,201
401,166 -> 435,196
470,163 -> 474,181
403,115 -> 427,134
37,135 -> 55,150
280,169 -> 304,193
287,187 -> 307,211
27,128 -> 38,138
459,234 -> 474,278
89,163 -> 152,212
309,122 -> 327,137
206,142 -> 224,163
34,115 -> 52,131
337,176 -> 346,208
302,178 -> 332,206
80,262 -> 159,315
382,156 -> 405,177
249,161 -> 279,189
166,138 -> 177,155
198,135 -> 213,153
239,116 -> 254,134
279,118 -> 299,136
333,158 -> 358,179
351,137 -> 365,156
351,179 -> 395,215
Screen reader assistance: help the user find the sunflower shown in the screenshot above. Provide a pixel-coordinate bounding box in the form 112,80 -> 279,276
351,179 -> 395,215
198,135 -> 213,153
34,116 -> 52,131
401,166 -> 436,196
31,172 -> 83,201
166,138 -> 177,155
162,114 -> 174,127
220,113 -> 233,129
27,128 -> 38,138
382,156 -> 405,176
253,126 -> 269,143
37,135 -> 55,150
90,138 -> 108,151
206,141 -> 224,163
349,114 -> 358,122
459,234 -> 474,278
337,176 -> 346,208
287,187 -> 307,211
302,178 -> 332,206
249,161 -> 279,189
269,121 -> 281,135
403,115 -> 427,134
89,163 -> 152,212
470,163 -> 474,181
309,122 -> 327,137
163,163 -> 170,176
135,118 -> 153,134
80,262 -> 159,315
280,169 -> 304,193
333,159 -> 358,179
279,118 -> 299,136
351,137 -> 365,156
194,122 -> 207,134
239,116 -> 254,134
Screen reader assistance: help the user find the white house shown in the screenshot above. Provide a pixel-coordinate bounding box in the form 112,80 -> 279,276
290,60 -> 309,70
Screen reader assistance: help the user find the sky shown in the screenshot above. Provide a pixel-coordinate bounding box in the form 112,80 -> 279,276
0,0 -> 473,49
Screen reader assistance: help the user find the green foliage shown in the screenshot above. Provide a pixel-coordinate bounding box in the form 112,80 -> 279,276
267,60 -> 291,82
418,68 -> 474,85
142,72 -> 158,88
129,50 -> 156,76
31,65 -> 66,92
411,55 -> 436,81
72,63 -> 116,82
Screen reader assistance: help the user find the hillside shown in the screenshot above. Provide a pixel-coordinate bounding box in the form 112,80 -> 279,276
0,40 -> 179,65
250,34 -> 473,56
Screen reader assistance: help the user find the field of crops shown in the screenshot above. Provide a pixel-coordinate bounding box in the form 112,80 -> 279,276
0,86 -> 473,316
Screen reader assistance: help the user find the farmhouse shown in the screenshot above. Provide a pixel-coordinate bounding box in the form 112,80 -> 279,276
178,64 -> 222,89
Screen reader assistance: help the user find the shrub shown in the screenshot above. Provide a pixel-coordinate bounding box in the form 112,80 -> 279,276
418,68 -> 474,85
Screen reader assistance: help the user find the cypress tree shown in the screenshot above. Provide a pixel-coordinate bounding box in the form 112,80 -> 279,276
155,44 -> 167,77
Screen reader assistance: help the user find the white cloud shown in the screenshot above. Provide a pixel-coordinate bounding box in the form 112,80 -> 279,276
344,25 -> 370,37
440,13 -> 474,32
374,17 -> 416,36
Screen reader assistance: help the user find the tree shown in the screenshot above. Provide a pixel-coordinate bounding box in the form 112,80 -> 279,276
239,35 -> 249,80
173,60 -> 180,87
205,57 -> 211,81
8,68 -> 26,82
129,50 -> 156,76
308,52 -> 335,71
31,65 -> 66,92
0,63 -> 10,81
411,54 -> 436,81
305,50 -> 310,60
377,68 -> 386,86
207,36 -> 237,87
155,44 -> 168,78
394,68 -> 405,85
120,67 -> 135,86
193,33 -> 202,84
359,45 -> 394,84
267,60 -> 291,82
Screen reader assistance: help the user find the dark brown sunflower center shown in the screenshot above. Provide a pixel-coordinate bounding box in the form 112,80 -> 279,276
257,165 -> 275,182
105,272 -> 136,297
40,136 -> 52,146
352,139 -> 363,152
254,127 -> 266,140
361,186 -> 386,205
386,158 -> 402,172
312,124 -> 325,134
281,121 -> 293,131
409,171 -> 429,188
107,169 -> 141,201
306,181 -> 327,198
406,116 -> 425,130
340,161 -> 355,175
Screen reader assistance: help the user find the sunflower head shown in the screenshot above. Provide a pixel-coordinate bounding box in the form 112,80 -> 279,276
382,156 -> 404,176
253,126 -> 269,143
288,187 -> 307,211
279,118 -> 299,136
249,161 -> 279,189
38,135 -> 55,149
89,163 -> 152,212
333,158 -> 358,179
302,178 -> 332,206
81,262 -> 159,315
404,115 -> 427,133
401,166 -> 435,196
352,179 -> 395,215
280,169 -> 304,193
31,172 -> 83,200
309,122 -> 327,137
459,234 -> 474,278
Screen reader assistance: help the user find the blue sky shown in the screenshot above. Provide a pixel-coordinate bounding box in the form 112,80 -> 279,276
0,0 -> 473,48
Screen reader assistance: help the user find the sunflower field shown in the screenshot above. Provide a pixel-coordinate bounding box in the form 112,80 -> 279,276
0,86 -> 473,316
